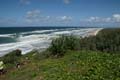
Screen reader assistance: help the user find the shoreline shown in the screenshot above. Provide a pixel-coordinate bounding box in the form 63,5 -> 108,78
94,28 -> 103,35
86,28 -> 103,37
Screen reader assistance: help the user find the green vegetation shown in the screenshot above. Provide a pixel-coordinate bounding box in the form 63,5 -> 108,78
79,28 -> 120,53
0,49 -> 22,69
0,50 -> 120,80
49,35 -> 80,57
48,28 -> 120,57
0,28 -> 120,80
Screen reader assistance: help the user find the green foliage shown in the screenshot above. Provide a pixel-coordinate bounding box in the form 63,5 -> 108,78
49,36 -> 66,56
49,28 -> 120,57
39,51 -> 120,80
0,49 -> 22,65
79,28 -> 120,53
1,51 -> 120,80
49,35 -> 80,57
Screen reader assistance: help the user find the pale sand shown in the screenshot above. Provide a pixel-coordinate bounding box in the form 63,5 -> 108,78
94,28 -> 103,36
87,28 -> 103,36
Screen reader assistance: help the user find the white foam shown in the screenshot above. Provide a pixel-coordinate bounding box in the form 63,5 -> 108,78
53,31 -> 71,35
21,29 -> 58,35
0,33 -> 16,38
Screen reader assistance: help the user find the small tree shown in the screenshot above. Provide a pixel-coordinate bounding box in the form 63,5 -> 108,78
49,36 -> 66,57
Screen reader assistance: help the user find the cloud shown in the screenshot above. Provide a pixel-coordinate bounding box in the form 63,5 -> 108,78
26,10 -> 41,19
22,8 -> 74,26
83,14 -> 120,23
20,0 -> 31,5
85,17 -> 111,23
63,0 -> 71,4
24,9 -> 72,24
56,16 -> 72,22
25,10 -> 51,23
112,14 -> 120,22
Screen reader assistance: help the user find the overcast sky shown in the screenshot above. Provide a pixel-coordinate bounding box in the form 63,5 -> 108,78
0,0 -> 120,27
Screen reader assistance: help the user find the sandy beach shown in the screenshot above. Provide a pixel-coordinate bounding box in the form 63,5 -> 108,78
87,28 -> 103,36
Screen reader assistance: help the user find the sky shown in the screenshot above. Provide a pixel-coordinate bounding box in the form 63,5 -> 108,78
0,0 -> 120,27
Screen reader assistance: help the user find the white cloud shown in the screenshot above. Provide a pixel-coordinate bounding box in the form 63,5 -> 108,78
24,10 -> 72,24
112,14 -> 120,22
83,14 -> 120,23
57,16 -> 72,22
26,10 -> 41,19
85,16 -> 111,23
63,0 -> 71,4
25,10 -> 51,23
86,17 -> 99,22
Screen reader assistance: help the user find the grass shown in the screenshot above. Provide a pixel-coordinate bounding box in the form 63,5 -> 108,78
0,50 -> 120,80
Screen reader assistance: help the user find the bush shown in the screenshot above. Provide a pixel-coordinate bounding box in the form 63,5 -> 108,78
0,49 -> 22,64
49,36 -> 66,57
64,35 -> 80,50
48,35 -> 80,57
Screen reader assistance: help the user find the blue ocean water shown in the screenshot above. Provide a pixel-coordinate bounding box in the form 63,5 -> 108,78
0,27 -> 102,57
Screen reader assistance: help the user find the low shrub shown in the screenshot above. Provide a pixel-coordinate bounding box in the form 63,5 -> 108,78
0,49 -> 22,64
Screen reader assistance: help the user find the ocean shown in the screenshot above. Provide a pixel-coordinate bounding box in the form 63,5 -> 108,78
0,27 -> 102,57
